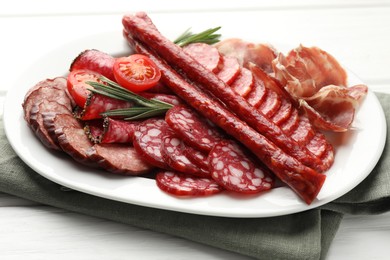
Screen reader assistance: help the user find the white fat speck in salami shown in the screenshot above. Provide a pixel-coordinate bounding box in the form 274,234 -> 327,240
156,171 -> 223,196
165,105 -> 223,152
208,140 -> 275,194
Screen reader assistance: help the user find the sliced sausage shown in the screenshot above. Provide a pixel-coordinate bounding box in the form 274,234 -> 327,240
230,67 -> 254,98
23,77 -> 72,124
84,117 -> 139,144
165,105 -> 223,153
29,100 -> 72,150
56,126 -> 95,166
216,56 -> 240,84
133,118 -> 170,169
161,129 -> 207,177
183,42 -> 222,73
86,143 -> 153,175
156,171 -> 223,196
208,140 -> 274,194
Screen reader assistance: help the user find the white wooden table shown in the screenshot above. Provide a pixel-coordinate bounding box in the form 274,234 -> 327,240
1,1 -> 389,259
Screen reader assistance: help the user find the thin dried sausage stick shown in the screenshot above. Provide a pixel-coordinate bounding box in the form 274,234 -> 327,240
122,12 -> 328,173
127,36 -> 325,204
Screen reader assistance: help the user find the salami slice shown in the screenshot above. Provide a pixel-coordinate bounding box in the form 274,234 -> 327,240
216,56 -> 240,85
165,105 -> 223,153
29,100 -> 72,150
258,90 -> 282,118
75,93 -> 133,120
56,125 -> 95,165
208,140 -> 274,194
86,143 -> 153,175
231,67 -> 254,98
23,77 -> 73,124
43,113 -> 81,145
133,118 -> 170,169
306,132 -> 328,157
183,146 -> 210,177
290,116 -> 316,145
280,109 -> 300,135
156,171 -> 223,196
271,98 -> 293,125
161,129 -> 207,177
183,42 -> 222,73
246,79 -> 267,108
85,117 -> 139,144
70,49 -> 116,81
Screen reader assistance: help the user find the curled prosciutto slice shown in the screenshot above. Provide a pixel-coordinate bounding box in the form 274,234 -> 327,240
300,85 -> 367,132
215,38 -> 277,73
273,45 -> 368,131
273,45 -> 348,98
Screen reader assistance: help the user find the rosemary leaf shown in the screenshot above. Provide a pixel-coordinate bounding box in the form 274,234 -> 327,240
174,26 -> 222,47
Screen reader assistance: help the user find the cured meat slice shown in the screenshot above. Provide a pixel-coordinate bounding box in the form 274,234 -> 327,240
183,146 -> 210,177
300,85 -> 360,132
75,93 -> 133,120
133,118 -> 170,169
43,113 -> 81,144
246,79 -> 267,108
86,143 -> 153,175
70,49 -> 116,81
56,126 -> 95,166
231,67 -> 254,98
215,38 -> 277,73
216,56 -> 240,84
183,42 -> 222,73
125,21 -> 326,204
85,117 -> 139,144
165,105 -> 223,153
23,77 -> 73,124
258,90 -> 282,118
156,171 -> 223,196
161,129 -> 205,176
280,109 -> 300,135
290,116 -> 316,145
306,133 -> 328,158
29,100 -> 72,150
123,14 -> 326,172
271,98 -> 293,125
208,140 -> 274,194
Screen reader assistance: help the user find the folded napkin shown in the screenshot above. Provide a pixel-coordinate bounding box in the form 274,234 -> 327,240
1,93 -> 389,260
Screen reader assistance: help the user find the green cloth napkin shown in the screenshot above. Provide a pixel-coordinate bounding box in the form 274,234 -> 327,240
1,93 -> 389,260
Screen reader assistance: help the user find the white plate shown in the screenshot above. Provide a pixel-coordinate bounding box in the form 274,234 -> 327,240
3,31 -> 387,218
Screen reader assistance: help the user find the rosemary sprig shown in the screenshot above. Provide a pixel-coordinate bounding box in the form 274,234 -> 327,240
86,77 -> 173,120
174,26 -> 222,47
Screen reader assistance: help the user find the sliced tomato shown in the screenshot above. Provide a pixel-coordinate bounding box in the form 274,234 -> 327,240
113,54 -> 161,92
67,69 -> 102,107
